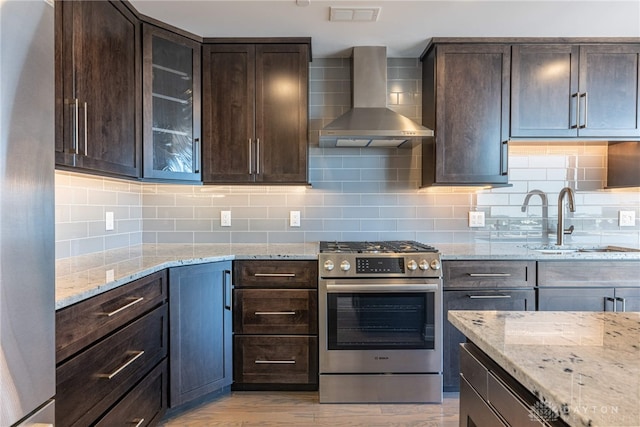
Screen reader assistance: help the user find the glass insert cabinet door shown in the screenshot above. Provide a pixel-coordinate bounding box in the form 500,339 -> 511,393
143,24 -> 201,181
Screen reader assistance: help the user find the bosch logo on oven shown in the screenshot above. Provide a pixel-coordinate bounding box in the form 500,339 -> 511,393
374,356 -> 389,360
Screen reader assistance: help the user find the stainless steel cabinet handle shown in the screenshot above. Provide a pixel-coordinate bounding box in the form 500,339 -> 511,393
102,297 -> 144,317
256,138 -> 260,175
501,141 -> 508,176
254,273 -> 296,277
468,294 -> 512,299
132,418 -> 145,427
194,137 -> 200,173
467,273 -> 512,277
616,297 -> 626,312
70,98 -> 79,154
580,92 -> 588,128
255,311 -> 296,315
254,360 -> 296,364
248,138 -> 253,174
82,101 -> 88,155
571,92 -> 580,129
224,270 -> 232,311
98,350 -> 144,379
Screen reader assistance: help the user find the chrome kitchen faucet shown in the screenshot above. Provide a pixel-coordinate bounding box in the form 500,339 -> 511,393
521,189 -> 549,244
556,187 -> 576,246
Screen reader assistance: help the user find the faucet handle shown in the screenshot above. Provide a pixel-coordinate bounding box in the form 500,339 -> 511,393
564,225 -> 575,235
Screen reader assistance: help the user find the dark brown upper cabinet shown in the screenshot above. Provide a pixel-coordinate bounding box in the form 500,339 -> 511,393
55,0 -> 141,178
202,41 -> 310,184
142,24 -> 202,181
511,43 -> 640,139
421,43 -> 510,186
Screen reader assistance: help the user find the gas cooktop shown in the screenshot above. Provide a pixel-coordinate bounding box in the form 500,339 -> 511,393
319,240 -> 438,254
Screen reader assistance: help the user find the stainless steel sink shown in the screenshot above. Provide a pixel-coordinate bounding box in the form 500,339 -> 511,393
525,244 -> 640,254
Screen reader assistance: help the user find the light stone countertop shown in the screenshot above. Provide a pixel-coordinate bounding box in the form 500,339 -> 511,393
448,310 -> 640,427
55,242 -> 640,309
55,243 -> 318,309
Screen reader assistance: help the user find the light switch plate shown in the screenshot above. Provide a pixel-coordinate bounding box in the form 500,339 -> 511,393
105,211 -> 114,231
221,210 -> 231,227
468,211 -> 485,228
290,211 -> 301,227
619,210 -> 635,227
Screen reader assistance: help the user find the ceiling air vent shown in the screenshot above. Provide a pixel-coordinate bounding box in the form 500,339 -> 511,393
329,7 -> 381,22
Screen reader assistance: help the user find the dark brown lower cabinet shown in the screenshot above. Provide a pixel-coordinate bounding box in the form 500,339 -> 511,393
233,335 -> 318,387
56,304 -> 168,427
95,359 -> 168,427
169,262 -> 233,407
443,289 -> 535,392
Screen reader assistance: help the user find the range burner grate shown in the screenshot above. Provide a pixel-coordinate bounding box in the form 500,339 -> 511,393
320,240 -> 437,254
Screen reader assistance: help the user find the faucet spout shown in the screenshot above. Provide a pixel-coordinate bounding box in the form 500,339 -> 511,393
557,187 -> 576,246
521,189 -> 549,244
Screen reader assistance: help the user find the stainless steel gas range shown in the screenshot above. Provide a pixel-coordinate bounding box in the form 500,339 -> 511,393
318,241 -> 443,403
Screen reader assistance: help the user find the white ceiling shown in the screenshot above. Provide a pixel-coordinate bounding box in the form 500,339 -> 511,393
129,0 -> 640,58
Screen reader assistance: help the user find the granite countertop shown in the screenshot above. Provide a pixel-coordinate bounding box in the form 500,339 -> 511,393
448,310 -> 640,427
55,241 -> 640,309
55,243 -> 318,309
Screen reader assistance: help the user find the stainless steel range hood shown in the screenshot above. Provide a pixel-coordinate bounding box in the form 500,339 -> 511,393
319,46 -> 433,148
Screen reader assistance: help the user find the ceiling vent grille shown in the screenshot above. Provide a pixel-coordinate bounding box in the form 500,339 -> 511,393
329,7 -> 381,22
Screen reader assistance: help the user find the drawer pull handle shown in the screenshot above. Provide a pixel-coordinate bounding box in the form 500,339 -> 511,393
103,297 -> 144,317
131,419 -> 145,427
255,311 -> 296,315
468,294 -> 512,299
254,273 -> 296,277
98,350 -> 144,379
255,360 -> 296,364
467,273 -> 512,277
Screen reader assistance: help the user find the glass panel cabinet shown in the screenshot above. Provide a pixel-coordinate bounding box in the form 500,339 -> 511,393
143,24 -> 201,181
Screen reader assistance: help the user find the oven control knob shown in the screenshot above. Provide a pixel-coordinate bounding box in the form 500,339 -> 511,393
407,260 -> 418,271
324,260 -> 335,271
430,259 -> 441,270
419,260 -> 430,270
340,260 -> 351,271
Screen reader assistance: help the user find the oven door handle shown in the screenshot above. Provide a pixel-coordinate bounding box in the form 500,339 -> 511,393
325,284 -> 439,292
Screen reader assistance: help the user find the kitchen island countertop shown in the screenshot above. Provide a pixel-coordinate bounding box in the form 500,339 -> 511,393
448,310 -> 640,427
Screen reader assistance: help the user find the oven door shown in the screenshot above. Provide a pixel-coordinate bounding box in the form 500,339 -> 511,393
319,279 -> 442,374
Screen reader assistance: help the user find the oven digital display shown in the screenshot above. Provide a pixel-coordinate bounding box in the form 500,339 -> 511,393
356,257 -> 405,274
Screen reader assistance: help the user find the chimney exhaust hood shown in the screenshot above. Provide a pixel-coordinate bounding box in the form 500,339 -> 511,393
319,46 -> 433,148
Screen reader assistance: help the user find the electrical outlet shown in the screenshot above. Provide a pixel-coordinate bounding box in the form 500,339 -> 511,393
221,210 -> 231,227
105,211 -> 114,231
290,211 -> 301,227
468,211 -> 485,228
619,210 -> 636,227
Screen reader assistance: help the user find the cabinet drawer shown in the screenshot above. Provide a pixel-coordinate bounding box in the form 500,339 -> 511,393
234,260 -> 318,288
95,359 -> 168,427
459,343 -> 488,400
538,260 -> 640,287
234,289 -> 317,334
56,304 -> 168,427
56,270 -> 167,363
234,335 -> 318,385
443,261 -> 535,289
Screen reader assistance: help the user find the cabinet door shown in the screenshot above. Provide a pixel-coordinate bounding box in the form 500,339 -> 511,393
56,0 -> 141,178
143,24 -> 201,181
537,288 -> 616,311
254,44 -> 309,183
578,44 -> 640,138
614,287 -> 640,312
169,262 -> 233,407
511,44 -> 580,137
442,289 -> 535,392
202,44 -> 255,183
432,44 -> 510,185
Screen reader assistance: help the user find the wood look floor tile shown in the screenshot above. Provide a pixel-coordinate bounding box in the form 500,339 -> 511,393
161,391 -> 459,426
